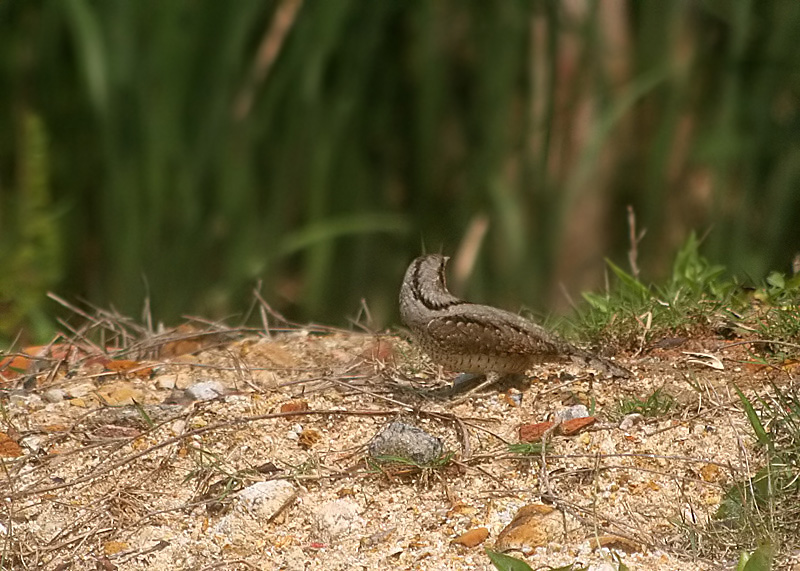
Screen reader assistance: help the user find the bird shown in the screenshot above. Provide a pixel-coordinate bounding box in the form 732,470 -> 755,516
399,254 -> 629,397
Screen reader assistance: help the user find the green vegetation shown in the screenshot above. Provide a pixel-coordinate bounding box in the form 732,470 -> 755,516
0,112 -> 61,342
485,549 -> 536,571
507,442 -> 544,455
2,2 -> 800,342
736,544 -> 774,571
564,237 -> 797,566
611,387 -> 676,421
573,233 -> 734,347
368,451 -> 456,471
569,233 -> 800,359
707,387 -> 799,564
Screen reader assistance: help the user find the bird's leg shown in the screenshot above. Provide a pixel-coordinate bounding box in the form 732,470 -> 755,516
450,373 -> 485,392
451,371 -> 501,403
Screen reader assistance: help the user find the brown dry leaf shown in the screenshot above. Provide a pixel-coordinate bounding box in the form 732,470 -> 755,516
359,338 -> 396,363
103,541 -> 129,556
0,354 -> 33,379
591,534 -> 641,553
96,382 -> 144,406
0,343 -> 79,380
494,504 -> 562,552
159,324 -> 210,358
0,432 -> 23,457
559,416 -> 597,436
42,424 -> 70,433
241,340 -> 297,367
104,359 -> 154,378
298,428 -> 322,449
452,527 -> 489,548
699,463 -> 722,483
518,421 -> 555,442
781,358 -> 800,374
448,502 -> 477,517
280,399 -> 309,413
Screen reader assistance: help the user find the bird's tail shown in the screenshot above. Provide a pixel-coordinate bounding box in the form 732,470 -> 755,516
567,346 -> 631,378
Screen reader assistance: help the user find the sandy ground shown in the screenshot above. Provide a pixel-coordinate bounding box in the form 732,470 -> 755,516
1,327 -> 793,570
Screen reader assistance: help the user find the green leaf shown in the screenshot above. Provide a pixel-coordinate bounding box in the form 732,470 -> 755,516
581,292 -> 610,312
739,542 -> 774,571
507,442 -> 543,455
485,549 -> 534,571
735,386 -> 770,447
605,259 -> 650,300
766,271 -> 785,290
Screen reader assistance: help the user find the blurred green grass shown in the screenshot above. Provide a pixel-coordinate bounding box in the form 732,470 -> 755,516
1,1 -> 799,342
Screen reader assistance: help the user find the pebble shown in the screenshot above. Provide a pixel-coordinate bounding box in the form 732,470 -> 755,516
237,481 -> 296,521
619,413 -> 644,432
555,404 -> 589,422
63,381 -> 96,398
156,376 -> 176,390
184,380 -> 225,401
368,421 -> 444,465
97,382 -> 143,406
212,481 -> 297,543
313,499 -> 362,542
9,392 -> 42,407
494,504 -> 564,553
42,388 -> 67,403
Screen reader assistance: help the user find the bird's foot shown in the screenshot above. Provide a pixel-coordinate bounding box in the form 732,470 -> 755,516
451,372 -> 501,403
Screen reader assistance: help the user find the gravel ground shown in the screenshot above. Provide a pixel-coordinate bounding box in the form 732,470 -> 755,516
1,329 -> 791,570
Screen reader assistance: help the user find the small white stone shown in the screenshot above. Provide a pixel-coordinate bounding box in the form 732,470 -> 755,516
43,388 -> 67,403
184,380 -> 225,401
156,375 -> 176,390
64,381 -> 96,398
237,480 -> 296,520
170,419 -> 186,435
212,481 -> 296,543
619,413 -> 644,432
313,499 -> 362,542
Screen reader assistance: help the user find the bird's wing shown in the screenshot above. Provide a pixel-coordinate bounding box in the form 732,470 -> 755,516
423,310 -> 561,358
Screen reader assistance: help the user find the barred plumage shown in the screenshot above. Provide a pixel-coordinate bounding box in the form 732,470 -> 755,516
399,254 -> 629,382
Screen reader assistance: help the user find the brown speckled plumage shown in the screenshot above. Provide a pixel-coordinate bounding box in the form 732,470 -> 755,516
399,254 -> 629,379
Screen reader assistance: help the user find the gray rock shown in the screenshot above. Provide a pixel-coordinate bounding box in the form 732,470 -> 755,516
555,404 -> 589,422
184,380 -> 225,401
368,421 -> 444,465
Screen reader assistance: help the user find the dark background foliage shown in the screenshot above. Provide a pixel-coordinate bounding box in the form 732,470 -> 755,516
1,0 -> 799,342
